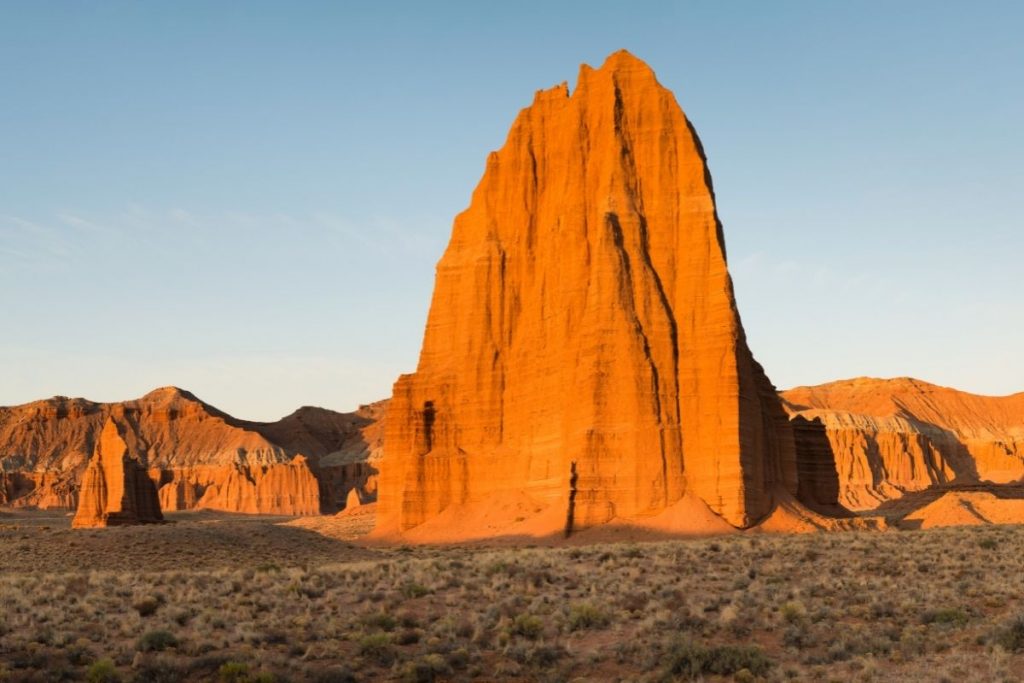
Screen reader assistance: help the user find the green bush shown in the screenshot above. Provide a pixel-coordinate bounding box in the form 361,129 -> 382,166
400,654 -> 450,683
401,582 -> 430,599
136,630 -> 178,653
310,667 -> 356,683
993,615 -> 1024,652
86,659 -> 120,683
781,601 -> 807,624
922,608 -> 969,628
568,603 -> 611,631
218,662 -> 249,683
358,632 -> 395,665
663,639 -> 772,680
361,612 -> 397,632
510,614 -> 544,640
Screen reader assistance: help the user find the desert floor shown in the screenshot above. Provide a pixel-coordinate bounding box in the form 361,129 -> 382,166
2,510 -> 1024,682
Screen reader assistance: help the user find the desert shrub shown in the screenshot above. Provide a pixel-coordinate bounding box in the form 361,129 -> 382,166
781,601 -> 807,624
568,603 -> 611,631
398,612 -> 421,628
663,639 -> 772,680
86,659 -> 120,683
169,608 -> 193,627
136,630 -> 178,653
922,608 -> 969,628
218,662 -> 250,683
662,639 -> 706,679
361,612 -> 397,632
296,583 -> 325,599
978,537 -> 999,550
621,545 -> 643,558
521,644 -> 566,666
309,666 -> 356,683
618,591 -> 649,612
358,633 -> 395,665
401,582 -> 430,599
396,628 -> 421,645
509,614 -> 544,640
705,645 -> 772,675
993,615 -> 1024,652
400,654 -> 451,683
132,594 -> 165,617
67,642 -> 94,665
825,639 -> 852,662
446,648 -> 470,670
782,624 -> 812,648
131,661 -> 185,683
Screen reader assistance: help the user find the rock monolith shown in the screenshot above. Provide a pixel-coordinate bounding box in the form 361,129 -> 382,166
72,418 -> 163,528
377,50 -> 801,539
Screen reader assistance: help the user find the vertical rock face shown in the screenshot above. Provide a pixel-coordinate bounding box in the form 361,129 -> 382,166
199,456 -> 322,516
72,419 -> 163,528
378,50 -> 799,538
790,416 -> 842,513
152,457 -> 322,516
782,377 -> 1024,510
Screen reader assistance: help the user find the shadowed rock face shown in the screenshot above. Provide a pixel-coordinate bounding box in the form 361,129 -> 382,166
781,377 -> 1024,510
72,419 -> 163,528
377,50 -> 799,537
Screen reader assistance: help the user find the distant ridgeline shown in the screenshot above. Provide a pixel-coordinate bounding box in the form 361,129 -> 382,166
0,386 -> 385,517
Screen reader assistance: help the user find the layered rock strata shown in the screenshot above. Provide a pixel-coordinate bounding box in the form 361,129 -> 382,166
781,377 -> 1024,510
72,419 -> 163,528
378,50 -> 802,538
0,389 -> 385,515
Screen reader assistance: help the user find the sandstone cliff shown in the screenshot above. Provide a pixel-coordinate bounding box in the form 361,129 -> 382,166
72,418 -> 163,528
377,50 -> 803,540
0,388 -> 384,515
781,377 -> 1024,510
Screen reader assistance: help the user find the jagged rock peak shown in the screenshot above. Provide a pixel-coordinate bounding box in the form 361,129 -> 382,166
376,50 -> 800,540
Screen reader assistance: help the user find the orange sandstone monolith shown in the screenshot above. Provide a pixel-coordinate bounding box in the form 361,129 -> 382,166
376,50 -> 800,540
72,418 -> 163,528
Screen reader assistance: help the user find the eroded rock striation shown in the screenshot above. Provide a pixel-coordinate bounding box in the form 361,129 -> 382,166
0,388 -> 384,515
781,377 -> 1024,510
72,419 -> 163,528
378,50 -> 803,539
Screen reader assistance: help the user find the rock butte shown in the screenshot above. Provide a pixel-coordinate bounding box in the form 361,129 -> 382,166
72,418 -> 163,528
376,50 -> 818,541
0,387 -> 383,516
781,377 -> 1024,511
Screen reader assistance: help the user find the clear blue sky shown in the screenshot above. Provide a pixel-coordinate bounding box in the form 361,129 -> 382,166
2,1 -> 1021,420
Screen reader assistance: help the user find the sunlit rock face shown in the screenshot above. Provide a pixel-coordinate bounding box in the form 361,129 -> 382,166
0,388 -> 385,516
72,418 -> 163,529
377,50 -> 801,540
782,377 -> 1024,510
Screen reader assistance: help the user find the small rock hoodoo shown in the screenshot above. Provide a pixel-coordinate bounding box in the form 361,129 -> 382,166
72,418 -> 164,528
